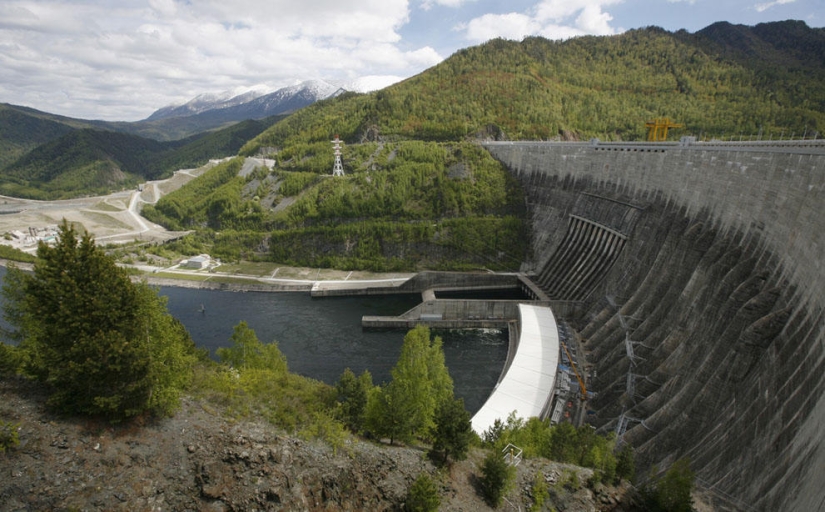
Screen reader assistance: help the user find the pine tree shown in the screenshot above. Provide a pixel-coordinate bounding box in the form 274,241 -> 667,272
430,397 -> 473,464
405,472 -> 440,512
335,367 -> 372,432
647,458 -> 695,512
2,221 -> 197,421
479,449 -> 515,507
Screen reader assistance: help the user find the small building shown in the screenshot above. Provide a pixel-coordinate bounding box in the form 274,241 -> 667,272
181,254 -> 210,270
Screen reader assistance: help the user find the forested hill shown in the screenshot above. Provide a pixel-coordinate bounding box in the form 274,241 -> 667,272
241,20 -> 824,153
0,116 -> 282,200
140,20 -> 824,271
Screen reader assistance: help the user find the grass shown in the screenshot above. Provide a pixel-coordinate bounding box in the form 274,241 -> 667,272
148,271 -> 213,281
204,276 -> 268,285
90,201 -> 125,212
0,245 -> 37,263
189,361 -> 347,450
217,261 -> 280,276
80,211 -> 133,230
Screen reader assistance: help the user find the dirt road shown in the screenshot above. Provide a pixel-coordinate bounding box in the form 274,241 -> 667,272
0,159 -> 247,251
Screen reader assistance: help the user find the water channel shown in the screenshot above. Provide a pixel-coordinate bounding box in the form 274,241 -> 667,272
0,267 -> 508,414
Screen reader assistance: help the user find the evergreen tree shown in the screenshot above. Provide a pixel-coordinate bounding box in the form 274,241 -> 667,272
644,458 -> 695,512
390,325 -> 454,438
217,320 -> 287,373
405,473 -> 440,512
335,367 -> 373,432
479,449 -> 515,507
616,443 -> 636,483
2,221 -> 197,420
430,397 -> 473,464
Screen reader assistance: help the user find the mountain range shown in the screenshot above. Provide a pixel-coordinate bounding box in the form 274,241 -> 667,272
136,19 -> 825,269
0,79 -> 376,199
1,20 -> 823,202
144,77 -> 400,128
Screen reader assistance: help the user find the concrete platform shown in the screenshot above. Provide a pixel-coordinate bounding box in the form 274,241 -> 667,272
470,304 -> 559,435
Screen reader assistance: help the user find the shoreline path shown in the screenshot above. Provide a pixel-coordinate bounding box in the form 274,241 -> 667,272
0,157 -> 415,291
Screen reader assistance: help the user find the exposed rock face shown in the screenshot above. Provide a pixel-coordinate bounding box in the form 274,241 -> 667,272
0,378 -> 430,511
0,377 -> 634,511
485,140 -> 825,511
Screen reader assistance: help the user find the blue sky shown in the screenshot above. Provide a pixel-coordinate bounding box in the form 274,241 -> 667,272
0,0 -> 820,121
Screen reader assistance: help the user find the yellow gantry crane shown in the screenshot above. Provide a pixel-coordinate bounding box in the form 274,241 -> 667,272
645,117 -> 684,141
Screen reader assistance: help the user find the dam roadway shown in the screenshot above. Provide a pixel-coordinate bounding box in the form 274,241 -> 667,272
482,138 -> 825,512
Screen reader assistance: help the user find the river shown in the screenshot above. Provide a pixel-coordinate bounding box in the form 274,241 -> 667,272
0,267 -> 508,414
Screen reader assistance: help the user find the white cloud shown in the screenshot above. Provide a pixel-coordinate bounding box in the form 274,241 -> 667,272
754,0 -> 796,12
461,13 -> 540,42
420,0 -> 476,10
0,0 -> 443,120
460,0 -> 623,43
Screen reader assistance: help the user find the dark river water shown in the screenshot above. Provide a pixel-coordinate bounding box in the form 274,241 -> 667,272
0,267 -> 508,414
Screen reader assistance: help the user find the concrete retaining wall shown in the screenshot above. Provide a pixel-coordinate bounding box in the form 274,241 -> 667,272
484,140 -> 825,512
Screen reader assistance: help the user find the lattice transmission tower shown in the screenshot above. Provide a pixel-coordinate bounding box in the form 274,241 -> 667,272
331,135 -> 345,177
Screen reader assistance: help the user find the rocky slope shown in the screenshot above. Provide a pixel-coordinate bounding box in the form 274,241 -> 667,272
0,376 -> 635,511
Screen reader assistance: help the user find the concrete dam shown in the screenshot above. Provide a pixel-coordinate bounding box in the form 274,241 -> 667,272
483,139 -> 825,512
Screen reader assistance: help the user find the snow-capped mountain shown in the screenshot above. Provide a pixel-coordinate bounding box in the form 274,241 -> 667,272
144,77 -> 403,124
146,85 -> 275,121
145,80 -> 341,123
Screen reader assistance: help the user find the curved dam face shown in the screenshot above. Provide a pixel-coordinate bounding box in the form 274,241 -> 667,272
484,140 -> 825,511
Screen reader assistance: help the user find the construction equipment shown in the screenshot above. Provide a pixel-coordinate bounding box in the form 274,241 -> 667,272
560,340 -> 587,402
645,117 -> 684,141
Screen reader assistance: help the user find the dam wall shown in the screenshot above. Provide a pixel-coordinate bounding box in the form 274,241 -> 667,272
483,140 -> 825,512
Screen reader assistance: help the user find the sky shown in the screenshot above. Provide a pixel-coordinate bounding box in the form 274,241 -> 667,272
0,0 -> 820,122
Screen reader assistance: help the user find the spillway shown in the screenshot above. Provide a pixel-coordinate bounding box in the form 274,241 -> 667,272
483,139 -> 825,512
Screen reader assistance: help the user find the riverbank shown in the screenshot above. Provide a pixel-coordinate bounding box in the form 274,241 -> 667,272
0,257 -> 416,293
140,268 -> 415,293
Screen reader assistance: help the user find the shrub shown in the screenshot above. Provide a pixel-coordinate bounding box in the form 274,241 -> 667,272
642,458 -> 695,512
479,450 -> 515,507
405,473 -> 440,512
529,471 -> 549,512
0,421 -> 20,453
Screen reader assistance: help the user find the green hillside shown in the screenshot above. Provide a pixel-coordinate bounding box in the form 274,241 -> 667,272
0,116 -> 281,199
143,142 -> 528,270
241,22 -> 824,154
0,105 -> 80,169
144,21 -> 824,271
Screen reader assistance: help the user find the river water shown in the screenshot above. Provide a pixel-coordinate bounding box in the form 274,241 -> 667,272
0,267 -> 508,414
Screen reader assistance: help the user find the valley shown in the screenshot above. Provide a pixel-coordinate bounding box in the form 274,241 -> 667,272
0,163 -> 211,252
